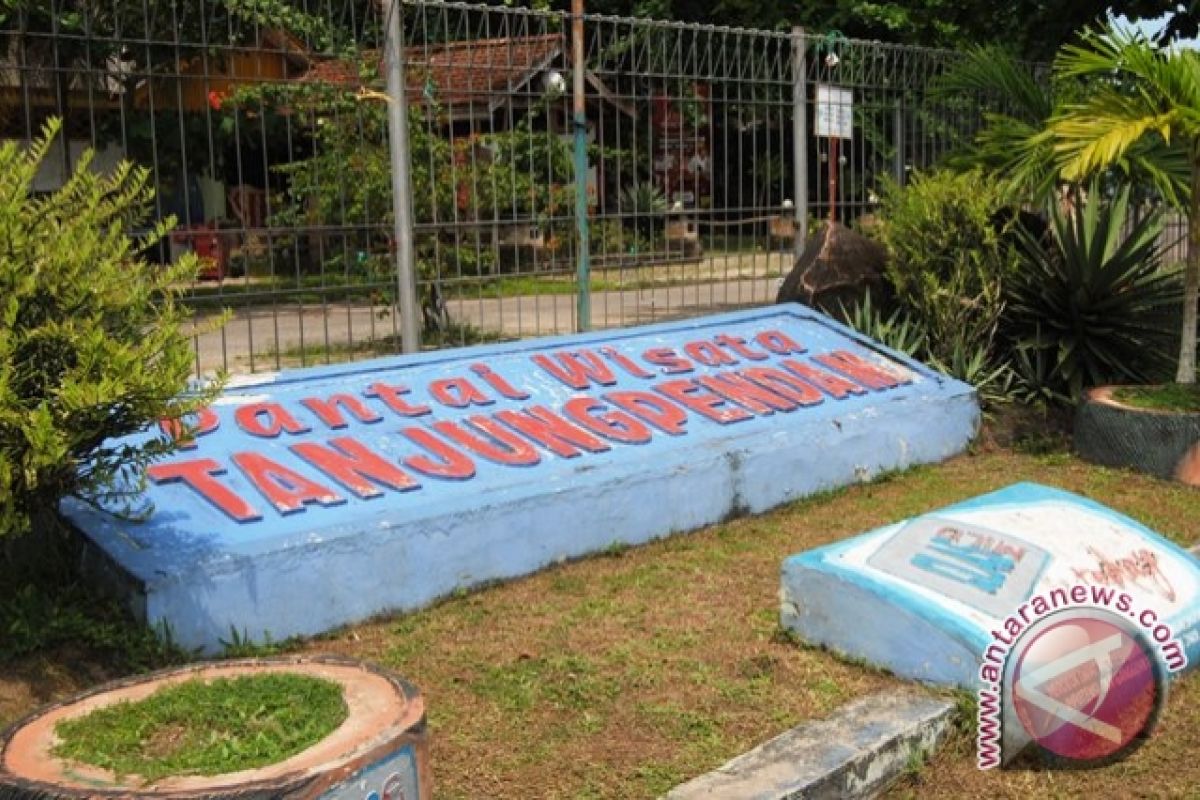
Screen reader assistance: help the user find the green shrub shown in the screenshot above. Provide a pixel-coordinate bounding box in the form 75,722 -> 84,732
0,120 -> 220,539
836,290 -> 927,358
1007,185 -> 1182,402
875,169 -> 1020,369
838,289 -> 1015,407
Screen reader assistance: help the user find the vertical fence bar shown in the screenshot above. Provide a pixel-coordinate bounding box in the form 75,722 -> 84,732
571,0 -> 591,332
893,97 -> 905,185
385,0 -> 421,353
791,26 -> 808,254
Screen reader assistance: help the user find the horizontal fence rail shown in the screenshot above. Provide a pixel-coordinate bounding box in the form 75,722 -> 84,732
3,0 -> 1009,376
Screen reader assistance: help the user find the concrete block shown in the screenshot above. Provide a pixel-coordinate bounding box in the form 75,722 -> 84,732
782,483 -> 1200,688
664,690 -> 955,800
62,306 -> 978,652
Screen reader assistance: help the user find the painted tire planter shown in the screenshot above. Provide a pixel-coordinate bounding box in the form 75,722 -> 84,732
0,656 -> 429,800
1075,386 -> 1200,487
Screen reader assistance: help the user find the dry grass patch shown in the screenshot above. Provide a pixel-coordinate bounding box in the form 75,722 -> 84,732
4,445 -> 1199,798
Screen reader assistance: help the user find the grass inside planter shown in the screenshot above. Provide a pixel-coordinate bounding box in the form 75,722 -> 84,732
52,673 -> 347,782
1112,383 -> 1200,413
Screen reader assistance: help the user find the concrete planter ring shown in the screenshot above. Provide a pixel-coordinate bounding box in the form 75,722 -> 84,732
0,655 -> 430,799
1075,385 -> 1200,487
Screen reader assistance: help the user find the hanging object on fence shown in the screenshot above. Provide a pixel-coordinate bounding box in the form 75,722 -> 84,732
813,31 -> 852,224
814,84 -> 853,140
815,83 -> 853,224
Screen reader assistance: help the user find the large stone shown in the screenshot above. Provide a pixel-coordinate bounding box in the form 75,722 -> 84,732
63,306 -> 978,652
781,483 -> 1200,688
775,221 -> 888,313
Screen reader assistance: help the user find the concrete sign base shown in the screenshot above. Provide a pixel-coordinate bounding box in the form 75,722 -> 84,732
64,306 -> 977,651
782,483 -> 1200,687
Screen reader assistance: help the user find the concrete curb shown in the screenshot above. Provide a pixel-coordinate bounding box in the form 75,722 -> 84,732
663,690 -> 955,800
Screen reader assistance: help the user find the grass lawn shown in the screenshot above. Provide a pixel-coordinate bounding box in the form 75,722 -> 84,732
243,322 -> 510,370
52,673 -> 346,782
1113,383 -> 1200,413
2,433 -> 1199,798
885,671 -> 1200,799
179,250 -> 788,311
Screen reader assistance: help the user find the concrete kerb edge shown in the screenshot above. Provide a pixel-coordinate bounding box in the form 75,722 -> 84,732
663,689 -> 957,800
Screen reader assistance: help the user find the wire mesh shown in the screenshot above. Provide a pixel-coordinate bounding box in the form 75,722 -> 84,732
2,0 -> 1011,376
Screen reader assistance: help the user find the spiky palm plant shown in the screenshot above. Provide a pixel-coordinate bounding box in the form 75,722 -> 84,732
1050,26 -> 1200,384
1007,184 -> 1182,400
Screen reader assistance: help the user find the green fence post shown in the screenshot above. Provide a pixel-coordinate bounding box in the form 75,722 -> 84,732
572,0 -> 591,332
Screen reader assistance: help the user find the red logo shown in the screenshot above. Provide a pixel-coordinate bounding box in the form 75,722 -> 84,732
1010,610 -> 1165,764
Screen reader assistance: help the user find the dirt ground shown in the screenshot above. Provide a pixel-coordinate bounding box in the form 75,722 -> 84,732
3,435 -> 1199,798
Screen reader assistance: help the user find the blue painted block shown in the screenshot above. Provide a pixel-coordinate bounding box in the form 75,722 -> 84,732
781,483 -> 1200,687
63,306 -> 978,652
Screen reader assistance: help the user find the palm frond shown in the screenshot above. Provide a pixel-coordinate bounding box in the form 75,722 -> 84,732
936,46 -> 1053,122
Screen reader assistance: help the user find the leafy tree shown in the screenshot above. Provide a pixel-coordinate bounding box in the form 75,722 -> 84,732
568,0 -> 1194,60
230,61 -> 577,328
0,120 -> 220,539
1050,26 -> 1200,384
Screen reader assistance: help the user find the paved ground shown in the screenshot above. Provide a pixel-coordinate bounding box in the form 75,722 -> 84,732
190,275 -> 782,374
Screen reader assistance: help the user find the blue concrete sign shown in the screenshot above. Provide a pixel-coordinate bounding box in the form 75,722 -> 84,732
782,483 -> 1200,687
63,306 -> 978,651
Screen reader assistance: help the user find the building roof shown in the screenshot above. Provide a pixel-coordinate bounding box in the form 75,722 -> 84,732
301,33 -> 565,109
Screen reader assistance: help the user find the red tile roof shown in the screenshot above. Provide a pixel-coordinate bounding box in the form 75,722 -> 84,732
301,33 -> 564,107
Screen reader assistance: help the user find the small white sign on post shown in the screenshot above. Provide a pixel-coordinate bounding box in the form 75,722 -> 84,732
815,84 -> 853,139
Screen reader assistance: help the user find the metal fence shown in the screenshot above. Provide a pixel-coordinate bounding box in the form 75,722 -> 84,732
3,0 -> 1004,376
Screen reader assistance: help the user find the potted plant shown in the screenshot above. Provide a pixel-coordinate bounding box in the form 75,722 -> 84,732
0,655 -> 430,799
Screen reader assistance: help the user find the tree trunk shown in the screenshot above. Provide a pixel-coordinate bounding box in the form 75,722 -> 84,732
1179,155 -> 1200,384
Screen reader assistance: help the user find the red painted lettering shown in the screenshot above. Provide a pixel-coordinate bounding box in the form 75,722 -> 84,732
400,427 -> 477,480
781,359 -> 867,399
291,437 -> 419,498
740,367 -> 824,406
684,340 -> 738,367
146,458 -> 261,522
653,379 -> 754,425
563,396 -> 652,444
300,394 -> 383,430
431,417 -> 541,467
600,346 -> 655,379
158,407 -> 220,450
235,402 -> 310,438
714,334 -> 770,361
429,376 -> 493,408
604,391 -> 689,436
470,363 -> 529,400
756,330 -> 807,355
531,349 -> 617,390
364,382 -> 431,417
231,452 -> 344,514
698,372 -> 798,415
813,350 -> 911,391
494,406 -> 611,458
642,347 -> 694,374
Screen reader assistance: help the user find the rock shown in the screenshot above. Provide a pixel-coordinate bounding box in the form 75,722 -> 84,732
775,221 -> 887,313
